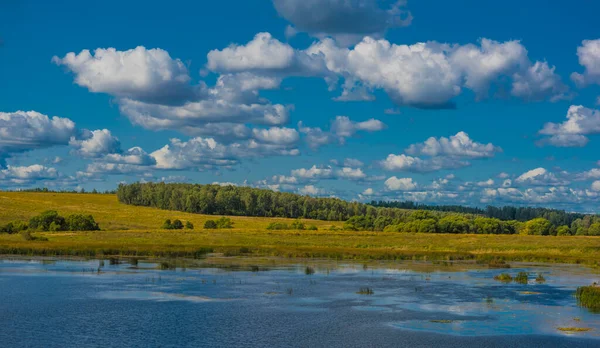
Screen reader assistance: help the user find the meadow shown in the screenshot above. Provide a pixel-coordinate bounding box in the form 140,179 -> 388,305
1,192 -> 600,264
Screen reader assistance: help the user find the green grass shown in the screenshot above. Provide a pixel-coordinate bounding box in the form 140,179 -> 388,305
575,286 -> 600,311
494,273 -> 513,282
0,192 -> 600,264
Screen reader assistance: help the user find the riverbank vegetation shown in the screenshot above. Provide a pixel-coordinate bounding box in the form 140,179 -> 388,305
576,286 -> 600,312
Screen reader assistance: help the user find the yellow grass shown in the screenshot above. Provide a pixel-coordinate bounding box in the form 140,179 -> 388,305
1,192 -> 599,263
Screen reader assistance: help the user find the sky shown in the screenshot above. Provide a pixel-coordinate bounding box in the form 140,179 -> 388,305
1,0 -> 600,212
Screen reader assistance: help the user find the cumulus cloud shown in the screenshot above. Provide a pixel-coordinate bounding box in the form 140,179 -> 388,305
53,46 -> 198,105
380,154 -> 468,172
308,37 -> 567,108
336,167 -> 367,180
343,158 -> 364,167
299,184 -> 323,196
69,129 -> 121,158
103,147 -> 157,166
571,39 -> 600,87
291,165 -> 334,180
405,131 -> 501,158
0,111 -> 76,166
299,116 -> 385,149
384,176 -> 417,191
272,0 -> 412,46
537,105 -> 600,147
252,127 -> 299,145
515,167 -> 569,186
0,164 -> 58,184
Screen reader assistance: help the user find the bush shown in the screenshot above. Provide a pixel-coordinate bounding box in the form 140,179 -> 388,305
0,221 -> 28,234
65,214 -> 99,231
204,220 -> 217,229
172,219 -> 184,229
291,220 -> 305,230
267,222 -> 290,230
185,221 -> 194,229
162,219 -> 173,229
29,210 -> 66,231
215,217 -> 233,229
307,225 -> 318,231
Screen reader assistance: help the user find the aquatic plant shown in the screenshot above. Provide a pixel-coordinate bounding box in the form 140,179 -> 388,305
305,266 -> 315,275
357,287 -> 374,295
535,273 -> 546,283
430,320 -> 453,323
575,285 -> 600,312
159,261 -> 176,270
108,257 -> 120,265
129,258 -> 138,266
494,273 -> 513,282
515,272 -> 528,284
557,327 -> 592,332
286,288 -> 293,295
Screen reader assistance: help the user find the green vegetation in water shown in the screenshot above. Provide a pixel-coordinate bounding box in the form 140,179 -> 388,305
357,287 -> 374,295
519,291 -> 541,295
430,320 -> 454,323
535,273 -> 546,283
557,327 -> 592,332
575,285 -> 600,312
305,266 -> 315,275
515,272 -> 529,284
159,261 -> 177,270
494,273 -> 513,282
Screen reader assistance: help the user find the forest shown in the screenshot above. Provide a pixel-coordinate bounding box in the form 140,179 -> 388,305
116,183 -> 600,236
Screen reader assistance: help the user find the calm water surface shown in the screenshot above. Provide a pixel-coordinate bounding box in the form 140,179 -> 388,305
1,258 -> 600,347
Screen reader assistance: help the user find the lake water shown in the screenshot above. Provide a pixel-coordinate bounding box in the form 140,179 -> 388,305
1,258 -> 600,347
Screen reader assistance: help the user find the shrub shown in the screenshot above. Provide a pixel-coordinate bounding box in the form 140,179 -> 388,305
185,221 -> 194,229
29,210 -> 66,231
65,214 -> 100,231
215,217 -> 233,229
291,220 -> 305,230
0,221 -> 28,234
266,222 -> 289,230
162,219 -> 173,229
204,220 -> 217,229
307,225 -> 318,231
171,219 -> 184,229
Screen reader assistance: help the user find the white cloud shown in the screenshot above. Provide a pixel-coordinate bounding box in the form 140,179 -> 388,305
592,181 -> 600,191
252,127 -> 299,145
343,158 -> 364,167
477,179 -> 495,187
538,105 -> 600,147
299,184 -> 323,196
308,37 -> 566,108
207,32 -> 329,77
0,164 -> 58,184
384,176 -> 417,191
299,116 -> 385,149
53,46 -> 197,105
69,129 -> 121,158
571,39 -> 600,87
361,188 -> 374,196
576,168 -> 600,181
380,154 -> 468,172
336,167 -> 367,180
405,131 -> 501,158
0,111 -> 76,165
291,165 -> 333,179
272,0 -> 412,46
103,147 -> 156,166
515,167 -> 569,186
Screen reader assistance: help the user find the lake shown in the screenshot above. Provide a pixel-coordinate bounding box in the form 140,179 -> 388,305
1,258 -> 599,347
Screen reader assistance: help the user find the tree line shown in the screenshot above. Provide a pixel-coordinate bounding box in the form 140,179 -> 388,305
369,200 -> 586,226
116,183 -> 600,236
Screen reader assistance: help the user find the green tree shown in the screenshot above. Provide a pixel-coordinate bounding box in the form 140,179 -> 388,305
29,211 -> 66,231
588,223 -> 600,236
171,219 -> 184,229
185,221 -> 194,229
65,214 -> 100,231
556,225 -> 571,236
522,218 -> 552,236
162,219 -> 173,229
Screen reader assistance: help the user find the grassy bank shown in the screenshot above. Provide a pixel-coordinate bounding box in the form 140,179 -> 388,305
1,192 -> 599,263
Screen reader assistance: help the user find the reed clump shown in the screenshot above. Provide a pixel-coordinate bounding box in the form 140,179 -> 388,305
357,287 -> 374,295
575,285 -> 600,312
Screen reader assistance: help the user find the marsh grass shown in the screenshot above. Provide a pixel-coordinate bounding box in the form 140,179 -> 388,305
575,286 -> 600,312
488,260 -> 511,269
159,261 -> 177,270
357,287 -> 374,295
535,273 -> 546,283
305,266 -> 315,275
557,327 -> 592,332
515,272 -> 529,284
494,273 -> 513,282
430,320 -> 454,323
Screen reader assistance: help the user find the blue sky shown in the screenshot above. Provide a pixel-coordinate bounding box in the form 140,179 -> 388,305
1,0 -> 600,212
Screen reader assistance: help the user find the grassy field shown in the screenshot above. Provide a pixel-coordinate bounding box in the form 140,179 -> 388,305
1,192 -> 600,264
